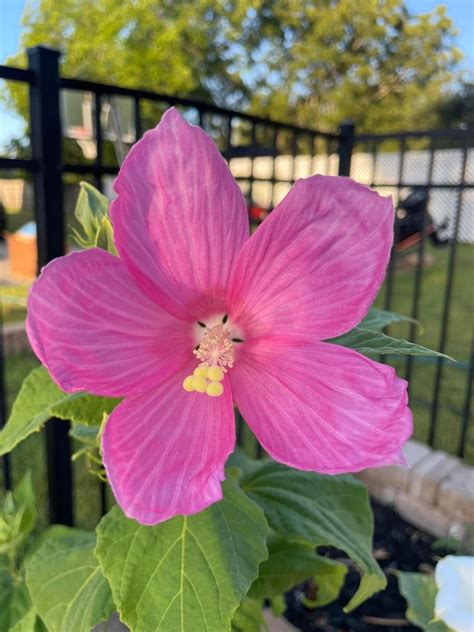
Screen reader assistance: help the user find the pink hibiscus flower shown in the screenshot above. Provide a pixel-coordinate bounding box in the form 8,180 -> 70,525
27,108 -> 412,525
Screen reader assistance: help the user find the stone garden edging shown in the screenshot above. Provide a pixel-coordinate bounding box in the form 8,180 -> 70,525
355,439 -> 474,540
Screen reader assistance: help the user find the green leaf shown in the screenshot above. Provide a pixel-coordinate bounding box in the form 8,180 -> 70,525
11,471 -> 36,546
359,308 -> 418,331
25,527 -> 114,632
329,327 -> 450,359
0,572 -> 13,630
96,478 -> 269,632
270,595 -> 286,617
231,597 -> 267,632
0,367 -> 66,456
397,571 -> 450,631
95,216 -> 118,255
72,182 -> 109,249
51,393 -> 120,426
241,459 -> 385,611
8,579 -> 37,632
0,573 -> 38,632
0,472 -> 36,552
302,556 -> 348,608
0,367 -> 119,456
249,537 -> 346,606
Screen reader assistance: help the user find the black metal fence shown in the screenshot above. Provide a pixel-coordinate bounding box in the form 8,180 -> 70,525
0,46 -> 472,527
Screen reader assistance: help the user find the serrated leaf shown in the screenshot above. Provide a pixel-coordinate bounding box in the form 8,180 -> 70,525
359,308 -> 418,331
25,527 -> 114,632
249,537 -> 346,607
397,572 -> 450,631
231,598 -> 267,632
73,182 -> 110,248
96,478 -> 269,632
51,393 -> 120,426
241,459 -> 385,611
329,327 -> 449,358
0,367 -> 66,456
0,367 -> 119,456
95,217 -> 118,255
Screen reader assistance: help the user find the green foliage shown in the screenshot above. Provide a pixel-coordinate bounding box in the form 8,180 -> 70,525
436,81 -> 474,129
0,475 -> 49,632
330,326 -> 450,358
0,367 -> 67,457
4,1 -> 462,133
301,556 -> 348,609
95,217 -> 118,255
0,366 -> 119,456
397,571 -> 450,631
249,536 -> 347,607
71,182 -> 110,249
25,528 -> 114,632
0,473 -> 36,556
238,456 -> 385,611
0,577 -> 37,632
95,478 -> 269,632
359,308 -> 418,332
231,597 -> 268,632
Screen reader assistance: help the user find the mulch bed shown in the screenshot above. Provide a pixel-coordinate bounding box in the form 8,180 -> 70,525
284,501 -> 448,632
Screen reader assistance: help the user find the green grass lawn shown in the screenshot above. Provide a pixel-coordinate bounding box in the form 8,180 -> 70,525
374,242 -> 474,461
1,240 -> 473,528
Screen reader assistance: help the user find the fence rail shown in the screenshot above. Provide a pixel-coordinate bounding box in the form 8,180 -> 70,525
1,46 -> 473,527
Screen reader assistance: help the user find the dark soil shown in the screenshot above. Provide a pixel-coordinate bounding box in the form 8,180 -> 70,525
284,501 -> 448,632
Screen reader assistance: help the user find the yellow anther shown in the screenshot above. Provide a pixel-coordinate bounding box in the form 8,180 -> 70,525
207,366 -> 224,382
193,376 -> 207,393
206,381 -> 224,397
193,366 -> 209,378
182,375 -> 195,392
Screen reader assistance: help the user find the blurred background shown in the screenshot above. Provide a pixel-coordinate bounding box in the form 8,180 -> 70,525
0,0 -> 473,530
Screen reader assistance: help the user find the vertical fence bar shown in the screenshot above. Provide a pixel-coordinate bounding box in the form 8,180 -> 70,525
337,121 -> 355,177
385,137 -> 405,314
249,121 -> 257,209
429,141 -> 468,446
94,91 -> 103,191
381,137 -> 405,361
27,46 -> 74,525
405,138 -> 436,384
134,96 -> 142,141
0,309 -> 11,490
459,338 -> 473,458
270,127 -> 278,209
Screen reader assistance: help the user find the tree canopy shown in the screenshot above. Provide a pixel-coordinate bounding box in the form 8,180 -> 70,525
6,0 -> 464,132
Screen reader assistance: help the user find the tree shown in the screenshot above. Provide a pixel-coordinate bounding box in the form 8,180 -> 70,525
4,0 -> 464,133
435,81 -> 474,129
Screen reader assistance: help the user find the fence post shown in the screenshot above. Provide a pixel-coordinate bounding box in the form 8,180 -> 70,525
338,121 -> 355,177
28,46 -> 74,525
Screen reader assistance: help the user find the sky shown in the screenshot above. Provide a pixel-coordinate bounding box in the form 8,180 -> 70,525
0,0 -> 473,147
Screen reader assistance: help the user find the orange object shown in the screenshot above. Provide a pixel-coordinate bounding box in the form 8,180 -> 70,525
6,231 -> 37,280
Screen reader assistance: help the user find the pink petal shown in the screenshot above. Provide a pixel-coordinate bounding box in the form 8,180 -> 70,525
227,176 -> 393,341
102,364 -> 235,524
230,338 -> 412,473
27,249 -> 192,397
111,108 -> 249,320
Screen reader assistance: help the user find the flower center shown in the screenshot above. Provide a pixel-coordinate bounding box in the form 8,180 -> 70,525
182,321 -> 236,397
194,323 -> 235,370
